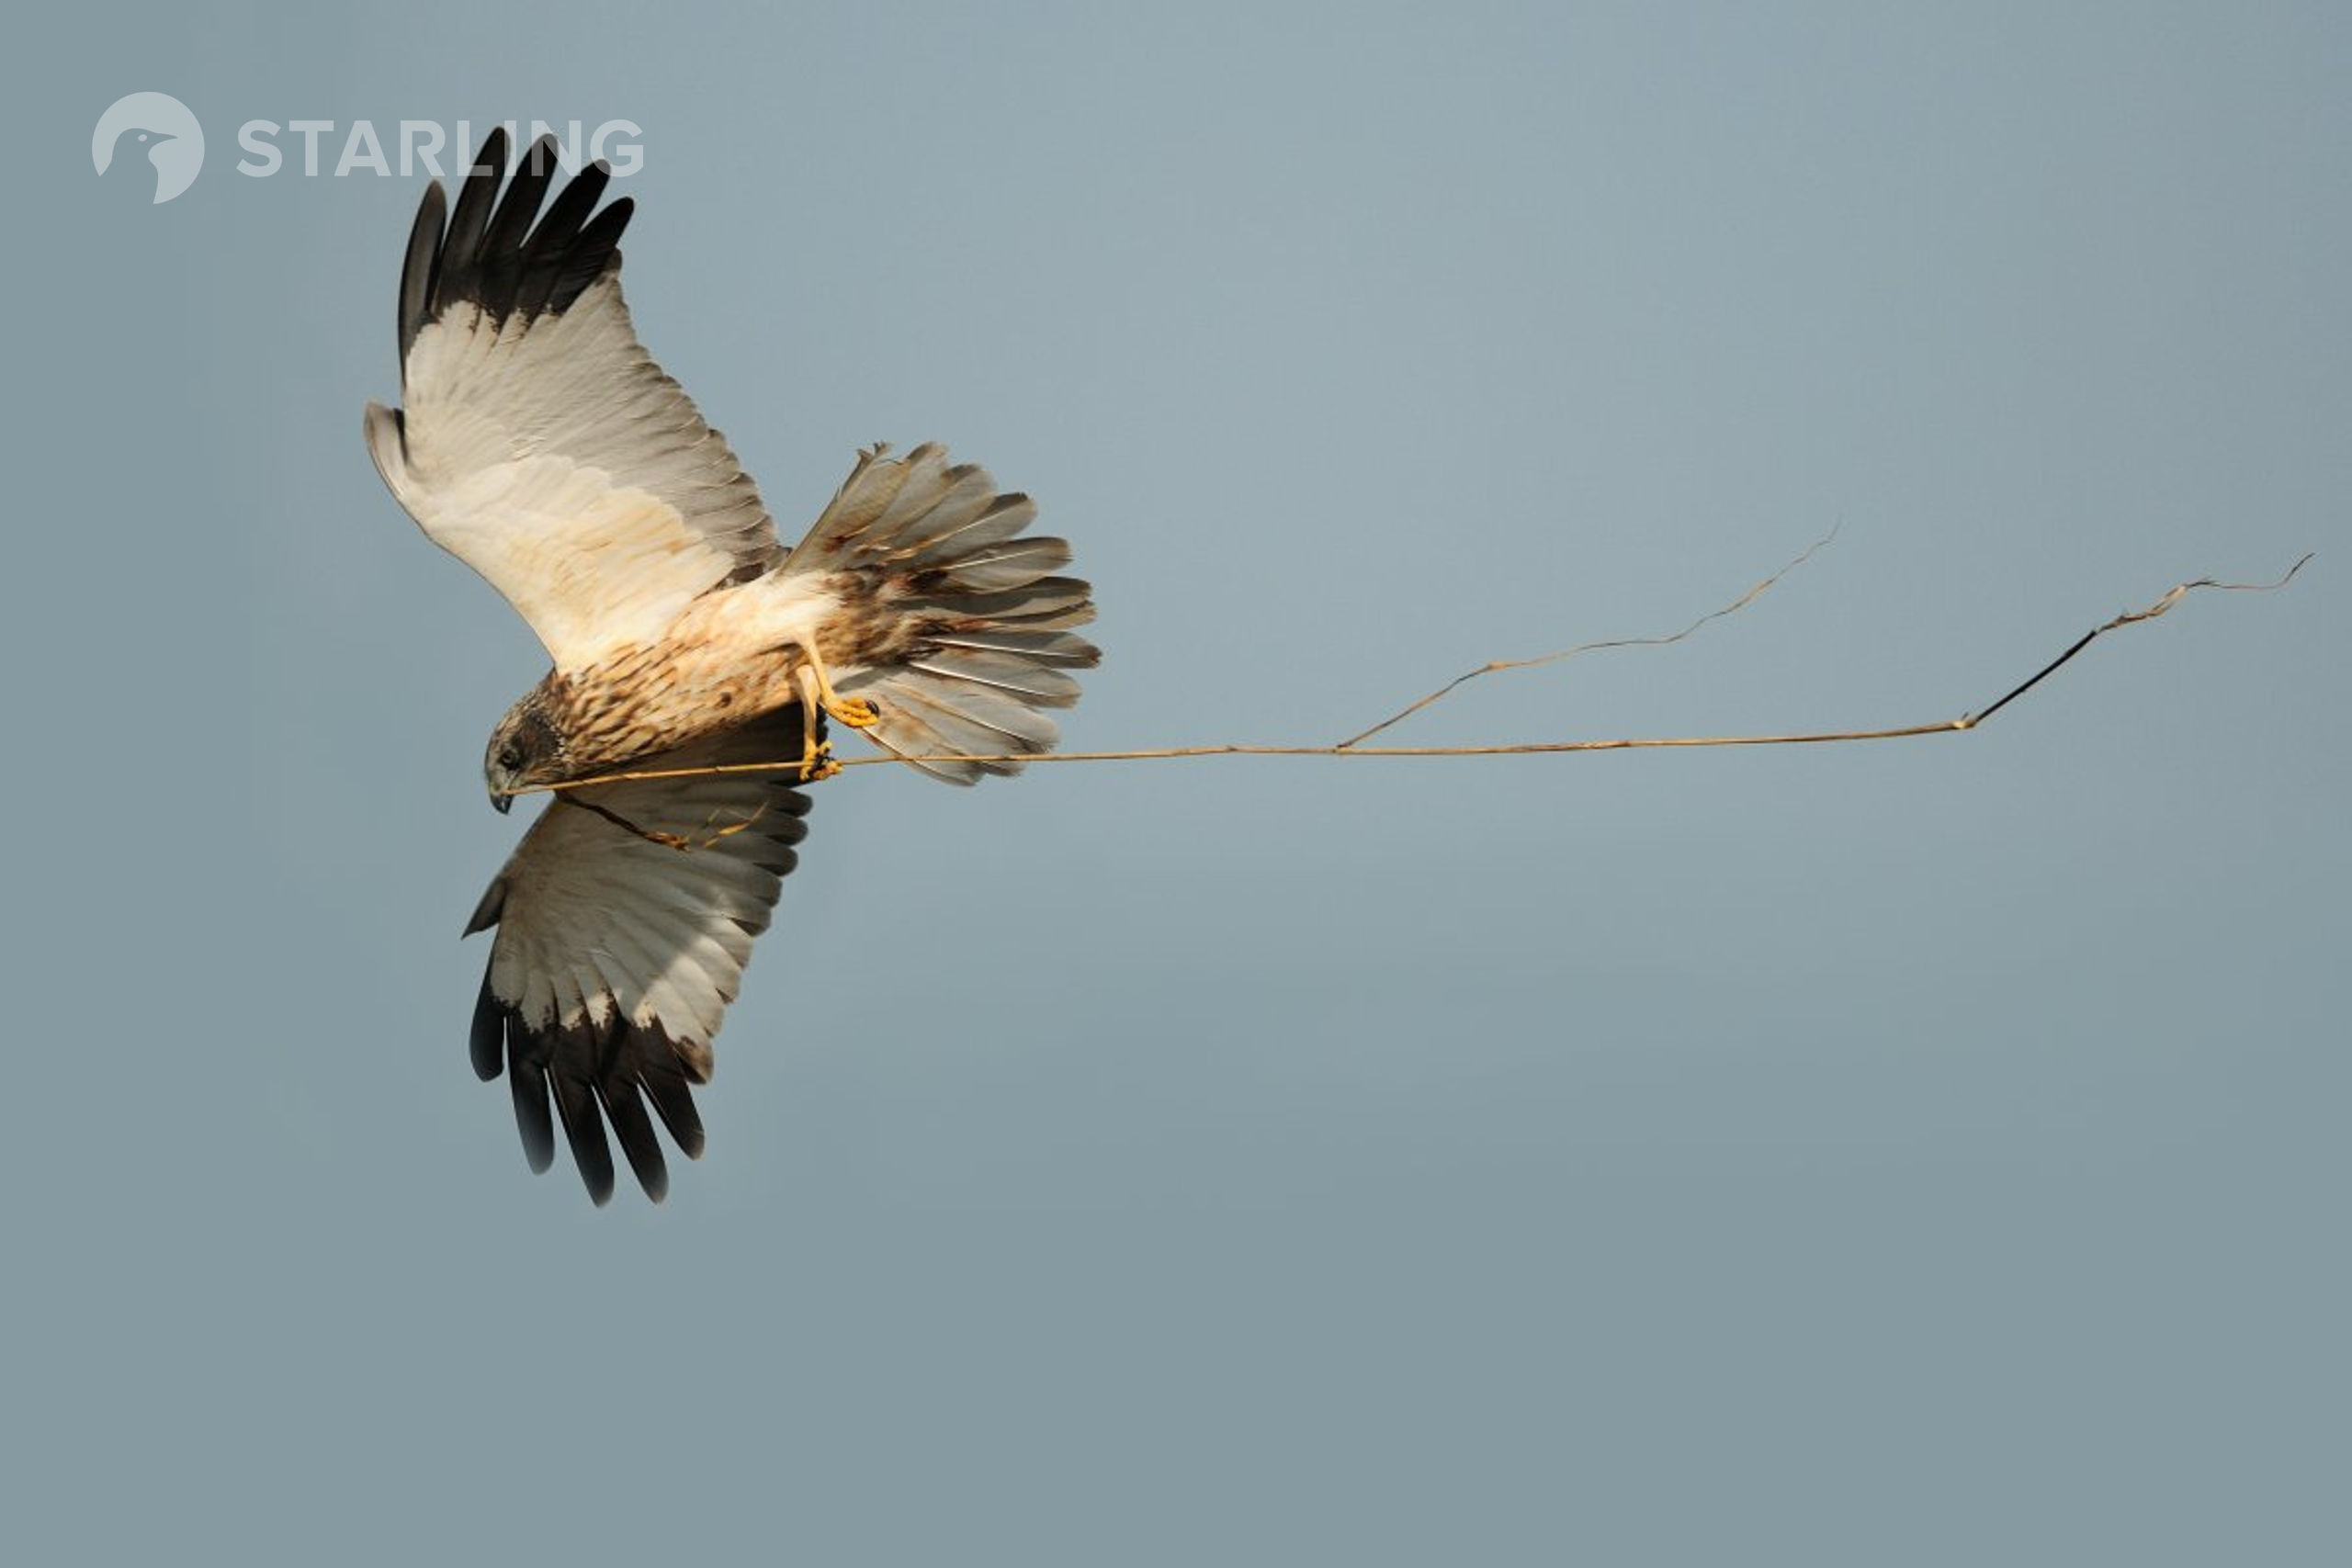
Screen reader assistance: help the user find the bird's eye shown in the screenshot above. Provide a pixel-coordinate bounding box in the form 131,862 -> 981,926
497,748 -> 523,771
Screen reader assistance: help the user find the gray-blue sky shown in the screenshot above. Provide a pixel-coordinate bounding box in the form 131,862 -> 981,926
4,4 -> 2344,1562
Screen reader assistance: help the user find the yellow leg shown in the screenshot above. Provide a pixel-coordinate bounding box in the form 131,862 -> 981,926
799,640 -> 880,728
793,670 -> 842,782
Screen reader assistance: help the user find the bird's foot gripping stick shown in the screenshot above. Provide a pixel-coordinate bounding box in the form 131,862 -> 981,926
797,739 -> 841,784
792,683 -> 844,784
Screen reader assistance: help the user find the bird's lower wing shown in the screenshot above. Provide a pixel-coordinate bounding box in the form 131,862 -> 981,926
464,711 -> 816,1203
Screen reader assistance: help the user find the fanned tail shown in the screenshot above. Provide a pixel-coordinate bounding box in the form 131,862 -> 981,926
786,443 -> 1099,784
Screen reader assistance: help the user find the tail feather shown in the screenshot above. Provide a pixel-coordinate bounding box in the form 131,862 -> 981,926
873,461 -> 994,552
793,443 -> 1099,784
907,649 -> 1083,706
933,536 -> 1074,594
928,626 -> 1098,667
910,576 -> 1095,630
859,682 -> 1060,784
903,494 -> 1037,566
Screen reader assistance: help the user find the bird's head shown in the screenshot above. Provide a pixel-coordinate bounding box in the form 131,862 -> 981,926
483,694 -> 568,814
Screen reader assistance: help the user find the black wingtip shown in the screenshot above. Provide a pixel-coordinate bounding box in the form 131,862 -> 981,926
637,1029 -> 707,1162
513,157 -> 611,321
399,127 -> 634,372
469,976 -> 506,1081
438,128 -> 505,295
510,1064 -> 557,1175
469,125 -> 512,180
549,1053 -> 617,1206
601,1077 -> 671,1204
473,976 -> 712,1201
396,179 -> 447,367
474,137 -> 560,319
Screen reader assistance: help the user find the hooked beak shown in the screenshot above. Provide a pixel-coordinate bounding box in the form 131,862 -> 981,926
492,789 -> 514,815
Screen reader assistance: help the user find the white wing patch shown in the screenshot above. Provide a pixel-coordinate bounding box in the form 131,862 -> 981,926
367,272 -> 778,671
478,765 -> 806,1055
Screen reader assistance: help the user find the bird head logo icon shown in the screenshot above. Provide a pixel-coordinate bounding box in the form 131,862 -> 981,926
92,92 -> 204,205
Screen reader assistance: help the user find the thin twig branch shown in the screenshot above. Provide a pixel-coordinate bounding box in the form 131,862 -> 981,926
1963,554 -> 2310,728
1333,525 -> 1840,749
516,554 -> 2309,801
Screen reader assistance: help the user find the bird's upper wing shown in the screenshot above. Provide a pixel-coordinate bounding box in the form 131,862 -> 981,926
364,130 -> 780,671
465,712 -> 817,1203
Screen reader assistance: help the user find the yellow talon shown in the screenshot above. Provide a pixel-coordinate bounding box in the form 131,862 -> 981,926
797,739 -> 842,783
797,640 -> 881,731
825,695 -> 880,728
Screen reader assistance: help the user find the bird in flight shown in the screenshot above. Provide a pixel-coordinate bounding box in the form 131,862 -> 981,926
365,130 -> 1097,1204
